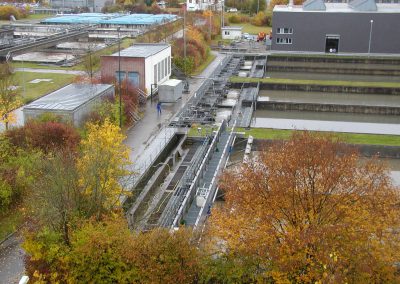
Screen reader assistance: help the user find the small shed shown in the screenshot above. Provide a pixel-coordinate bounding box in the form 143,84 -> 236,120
23,83 -> 114,126
158,79 -> 183,102
221,26 -> 243,40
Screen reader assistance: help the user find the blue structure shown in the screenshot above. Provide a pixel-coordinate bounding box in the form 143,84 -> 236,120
41,13 -> 178,27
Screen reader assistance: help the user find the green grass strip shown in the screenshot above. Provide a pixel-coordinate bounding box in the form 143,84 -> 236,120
235,128 -> 400,146
230,76 -> 400,89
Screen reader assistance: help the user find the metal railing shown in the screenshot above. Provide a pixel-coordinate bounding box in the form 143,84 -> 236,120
194,120 -> 236,227
171,121 -> 226,228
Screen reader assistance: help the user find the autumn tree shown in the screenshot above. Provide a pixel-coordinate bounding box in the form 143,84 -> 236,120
0,63 -> 21,130
208,132 -> 400,283
77,119 -> 132,218
66,217 -> 201,283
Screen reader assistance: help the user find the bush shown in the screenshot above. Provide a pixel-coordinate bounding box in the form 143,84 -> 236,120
250,11 -> 271,26
228,14 -> 250,24
6,121 -> 81,154
0,6 -> 21,20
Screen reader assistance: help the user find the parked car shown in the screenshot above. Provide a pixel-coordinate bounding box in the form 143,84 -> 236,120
227,8 -> 238,12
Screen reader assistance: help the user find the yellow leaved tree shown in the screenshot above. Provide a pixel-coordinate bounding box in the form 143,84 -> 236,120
77,119 -> 132,218
0,63 -> 21,130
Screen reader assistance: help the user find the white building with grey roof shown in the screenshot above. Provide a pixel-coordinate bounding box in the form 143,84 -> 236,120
23,83 -> 114,126
272,0 -> 400,54
101,43 -> 171,96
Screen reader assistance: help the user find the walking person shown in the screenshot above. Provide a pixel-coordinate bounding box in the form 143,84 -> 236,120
157,102 -> 162,116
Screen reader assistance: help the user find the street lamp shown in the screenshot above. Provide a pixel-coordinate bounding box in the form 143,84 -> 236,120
368,19 -> 373,55
117,26 -> 122,128
150,83 -> 157,103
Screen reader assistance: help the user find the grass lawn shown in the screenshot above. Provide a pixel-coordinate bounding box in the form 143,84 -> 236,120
0,207 -> 24,241
235,128 -> 400,146
26,14 -> 52,21
188,124 -> 219,137
191,53 -> 216,76
230,23 -> 271,35
230,76 -> 400,89
13,72 -> 77,104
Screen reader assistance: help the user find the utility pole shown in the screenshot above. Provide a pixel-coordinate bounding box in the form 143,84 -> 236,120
257,0 -> 259,13
183,6 -> 187,75
209,10 -> 212,39
118,27 -> 122,128
368,19 -> 374,56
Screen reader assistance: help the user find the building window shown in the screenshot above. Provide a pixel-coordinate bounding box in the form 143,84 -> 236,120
115,71 -> 125,82
224,31 -> 230,35
164,58 -> 167,77
277,27 -> 293,34
154,65 -> 157,83
158,62 -> 161,82
276,38 -> 292,44
128,72 -> 140,87
161,60 -> 165,79
167,56 -> 171,75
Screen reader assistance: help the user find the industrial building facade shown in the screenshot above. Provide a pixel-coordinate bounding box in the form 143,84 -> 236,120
101,43 -> 171,96
272,0 -> 400,54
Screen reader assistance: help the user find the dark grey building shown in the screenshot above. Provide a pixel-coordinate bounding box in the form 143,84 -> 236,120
271,0 -> 400,54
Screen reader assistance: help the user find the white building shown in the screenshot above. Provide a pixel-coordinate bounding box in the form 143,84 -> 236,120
221,26 -> 242,40
186,0 -> 222,11
101,43 -> 171,96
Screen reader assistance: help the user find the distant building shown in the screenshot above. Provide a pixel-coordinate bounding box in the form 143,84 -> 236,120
221,26 -> 242,40
50,0 -> 111,12
272,0 -> 400,54
23,84 -> 114,126
186,0 -> 222,11
100,43 -> 171,96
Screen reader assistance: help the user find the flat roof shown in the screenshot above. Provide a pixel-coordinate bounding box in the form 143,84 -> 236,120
24,84 -> 113,111
274,3 -> 400,13
42,13 -> 178,25
108,43 -> 170,58
222,26 -> 243,30
160,79 -> 182,87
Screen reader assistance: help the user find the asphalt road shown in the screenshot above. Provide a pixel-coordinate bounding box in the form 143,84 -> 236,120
0,234 -> 25,284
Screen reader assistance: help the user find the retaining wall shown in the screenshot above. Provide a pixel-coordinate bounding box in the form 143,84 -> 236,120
254,101 -> 400,115
267,55 -> 400,65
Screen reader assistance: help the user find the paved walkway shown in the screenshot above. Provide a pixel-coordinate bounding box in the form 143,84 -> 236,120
14,68 -> 85,75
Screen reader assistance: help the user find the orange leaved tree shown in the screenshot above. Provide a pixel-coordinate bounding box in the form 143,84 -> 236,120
208,132 -> 400,283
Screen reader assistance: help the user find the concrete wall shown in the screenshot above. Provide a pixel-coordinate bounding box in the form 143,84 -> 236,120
272,11 -> 400,54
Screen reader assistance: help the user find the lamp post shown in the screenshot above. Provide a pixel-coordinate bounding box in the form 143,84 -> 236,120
368,19 -> 373,55
150,83 -> 157,103
117,26 -> 122,128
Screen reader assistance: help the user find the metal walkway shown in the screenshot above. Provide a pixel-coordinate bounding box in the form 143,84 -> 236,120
184,130 -> 231,226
